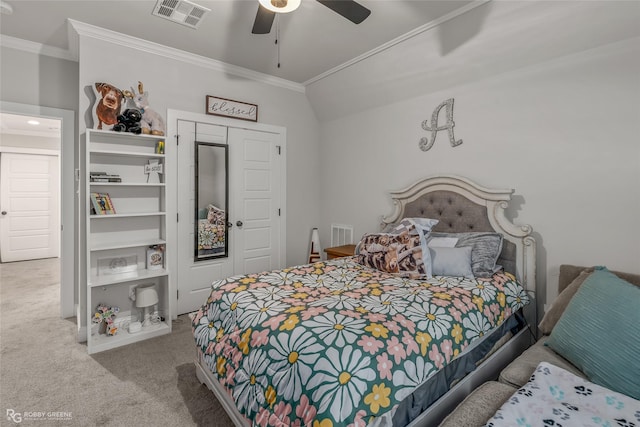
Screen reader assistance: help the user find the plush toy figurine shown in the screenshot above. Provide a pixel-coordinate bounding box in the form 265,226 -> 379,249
93,82 -> 124,130
112,108 -> 142,134
132,81 -> 165,136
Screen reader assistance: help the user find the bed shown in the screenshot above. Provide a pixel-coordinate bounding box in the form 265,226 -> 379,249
192,175 -> 538,427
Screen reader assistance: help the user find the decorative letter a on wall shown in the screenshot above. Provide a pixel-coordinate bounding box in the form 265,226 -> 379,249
419,98 -> 462,151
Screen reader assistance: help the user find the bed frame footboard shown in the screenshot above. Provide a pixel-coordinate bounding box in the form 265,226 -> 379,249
195,353 -> 249,427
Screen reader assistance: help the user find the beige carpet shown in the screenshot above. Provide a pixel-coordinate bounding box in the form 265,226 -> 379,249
0,258 -> 234,427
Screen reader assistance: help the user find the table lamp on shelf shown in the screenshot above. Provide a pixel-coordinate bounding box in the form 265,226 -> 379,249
136,285 -> 159,328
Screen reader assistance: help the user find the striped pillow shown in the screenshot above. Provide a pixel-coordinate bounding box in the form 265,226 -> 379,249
546,266 -> 640,400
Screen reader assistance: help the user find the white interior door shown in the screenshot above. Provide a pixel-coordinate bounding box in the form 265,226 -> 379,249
172,110 -> 286,316
176,120 -> 234,314
229,127 -> 282,275
0,152 -> 59,262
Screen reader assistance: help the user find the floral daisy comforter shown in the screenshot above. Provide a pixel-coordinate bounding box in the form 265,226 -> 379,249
192,257 -> 529,427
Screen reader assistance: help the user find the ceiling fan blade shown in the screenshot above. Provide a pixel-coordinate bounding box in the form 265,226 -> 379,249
252,4 -> 276,34
316,0 -> 371,24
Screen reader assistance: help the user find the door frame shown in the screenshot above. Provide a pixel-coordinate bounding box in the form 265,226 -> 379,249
0,102 -> 75,319
167,109 -> 287,319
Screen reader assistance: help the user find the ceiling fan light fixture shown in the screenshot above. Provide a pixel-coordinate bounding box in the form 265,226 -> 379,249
258,0 -> 301,14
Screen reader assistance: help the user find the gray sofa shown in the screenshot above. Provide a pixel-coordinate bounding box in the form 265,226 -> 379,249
438,264 -> 640,427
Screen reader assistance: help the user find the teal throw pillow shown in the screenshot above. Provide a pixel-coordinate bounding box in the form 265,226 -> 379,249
546,266 -> 640,400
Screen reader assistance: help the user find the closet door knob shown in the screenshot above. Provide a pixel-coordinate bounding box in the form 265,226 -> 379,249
227,221 -> 233,228
1,211 -> 6,215
236,220 -> 243,228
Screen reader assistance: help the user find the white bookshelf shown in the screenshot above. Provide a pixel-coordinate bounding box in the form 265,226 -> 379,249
85,129 -> 171,354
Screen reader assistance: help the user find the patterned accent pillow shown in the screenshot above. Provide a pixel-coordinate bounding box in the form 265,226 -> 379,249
391,218 -> 439,236
206,204 -> 225,225
546,267 -> 640,400
357,232 -> 425,278
390,218 -> 439,277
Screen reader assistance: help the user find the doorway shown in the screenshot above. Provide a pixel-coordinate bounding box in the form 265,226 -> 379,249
0,151 -> 59,262
0,103 -> 75,319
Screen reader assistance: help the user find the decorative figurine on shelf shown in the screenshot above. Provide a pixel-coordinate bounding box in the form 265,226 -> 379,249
146,245 -> 164,271
144,159 -> 163,184
112,108 -> 142,134
93,82 -> 124,130
131,81 -> 165,136
92,304 -> 120,336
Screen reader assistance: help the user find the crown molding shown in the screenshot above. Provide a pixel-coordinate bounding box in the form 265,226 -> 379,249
67,19 -> 305,93
0,34 -> 76,62
303,0 -> 491,86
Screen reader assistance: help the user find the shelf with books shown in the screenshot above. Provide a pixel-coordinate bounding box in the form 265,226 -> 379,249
85,129 -> 171,354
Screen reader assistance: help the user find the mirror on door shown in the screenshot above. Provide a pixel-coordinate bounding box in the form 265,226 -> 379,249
195,141 -> 229,261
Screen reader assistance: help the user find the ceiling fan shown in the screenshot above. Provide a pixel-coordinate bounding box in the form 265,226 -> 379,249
252,0 -> 371,34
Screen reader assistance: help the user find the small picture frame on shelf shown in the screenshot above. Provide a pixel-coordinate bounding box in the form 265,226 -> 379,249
91,192 -> 116,215
146,245 -> 164,270
98,255 -> 138,276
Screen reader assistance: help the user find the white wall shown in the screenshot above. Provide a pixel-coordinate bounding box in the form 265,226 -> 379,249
76,35 -> 320,268
313,16 -> 640,307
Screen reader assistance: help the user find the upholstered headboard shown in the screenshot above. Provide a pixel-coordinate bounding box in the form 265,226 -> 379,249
382,175 -> 536,296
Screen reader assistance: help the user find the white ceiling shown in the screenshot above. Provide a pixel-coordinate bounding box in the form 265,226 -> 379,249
0,0 -> 474,84
0,113 -> 61,138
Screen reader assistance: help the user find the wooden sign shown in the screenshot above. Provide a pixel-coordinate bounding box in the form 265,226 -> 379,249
206,95 -> 258,122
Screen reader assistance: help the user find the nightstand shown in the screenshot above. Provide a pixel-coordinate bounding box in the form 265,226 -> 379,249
324,244 -> 356,260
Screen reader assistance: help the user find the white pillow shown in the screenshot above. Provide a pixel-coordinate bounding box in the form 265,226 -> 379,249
429,247 -> 474,279
427,237 -> 459,248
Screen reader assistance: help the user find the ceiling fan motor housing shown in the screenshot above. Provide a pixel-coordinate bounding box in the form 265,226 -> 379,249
253,0 -> 370,34
271,0 -> 287,9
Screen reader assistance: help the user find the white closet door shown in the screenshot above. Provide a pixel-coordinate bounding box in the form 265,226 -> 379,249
175,115 -> 285,315
229,127 -> 282,275
0,152 -> 59,262
176,120 -> 234,314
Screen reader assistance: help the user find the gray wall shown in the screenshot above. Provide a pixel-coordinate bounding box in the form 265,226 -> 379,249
309,2 -> 640,307
0,47 -> 78,111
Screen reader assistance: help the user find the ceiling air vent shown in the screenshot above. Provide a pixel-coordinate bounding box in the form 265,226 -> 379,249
152,0 -> 210,29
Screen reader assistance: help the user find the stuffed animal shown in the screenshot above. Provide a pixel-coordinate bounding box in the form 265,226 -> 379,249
113,108 -> 142,134
131,81 -> 165,136
93,83 -> 124,130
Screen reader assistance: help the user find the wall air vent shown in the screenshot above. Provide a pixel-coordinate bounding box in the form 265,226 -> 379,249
152,0 -> 210,29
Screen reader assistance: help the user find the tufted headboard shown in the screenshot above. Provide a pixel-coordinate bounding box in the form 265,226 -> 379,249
381,175 -> 536,297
